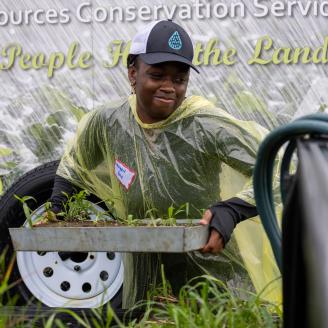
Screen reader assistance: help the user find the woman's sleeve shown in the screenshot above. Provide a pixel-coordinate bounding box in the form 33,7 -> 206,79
49,174 -> 76,213
211,112 -> 279,205
56,110 -> 105,190
205,111 -> 280,242
208,197 -> 258,245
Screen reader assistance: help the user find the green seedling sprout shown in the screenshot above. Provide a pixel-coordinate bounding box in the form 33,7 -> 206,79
57,190 -> 92,222
16,189 -> 116,226
161,202 -> 191,226
126,214 -> 138,226
44,201 -> 57,222
141,202 -> 194,227
17,190 -> 198,228
14,194 -> 37,228
55,190 -> 114,224
116,213 -> 141,226
144,207 -> 160,226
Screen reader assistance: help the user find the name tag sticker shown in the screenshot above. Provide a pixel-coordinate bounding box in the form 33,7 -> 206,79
114,159 -> 136,190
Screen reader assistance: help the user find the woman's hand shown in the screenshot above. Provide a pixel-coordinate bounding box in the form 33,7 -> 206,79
199,209 -> 224,254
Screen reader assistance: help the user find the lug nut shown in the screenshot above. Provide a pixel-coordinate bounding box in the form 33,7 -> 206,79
74,265 -> 81,272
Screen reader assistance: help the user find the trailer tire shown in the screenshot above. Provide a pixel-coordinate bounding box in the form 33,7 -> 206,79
0,160 -> 123,310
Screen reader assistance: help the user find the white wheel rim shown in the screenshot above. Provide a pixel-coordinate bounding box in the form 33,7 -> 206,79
16,202 -> 124,308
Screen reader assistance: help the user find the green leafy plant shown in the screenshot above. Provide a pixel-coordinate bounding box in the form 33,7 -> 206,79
142,203 -> 193,227
144,207 -> 160,227
15,189 -> 115,227
164,203 -> 190,226
0,247 -> 17,304
0,146 -> 17,196
0,247 -> 23,328
125,214 -> 139,226
17,190 -> 200,228
14,195 -> 37,228
56,190 -> 112,223
127,275 -> 281,328
57,190 -> 92,222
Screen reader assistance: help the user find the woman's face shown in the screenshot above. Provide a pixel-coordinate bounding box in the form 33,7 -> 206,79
128,58 -> 190,124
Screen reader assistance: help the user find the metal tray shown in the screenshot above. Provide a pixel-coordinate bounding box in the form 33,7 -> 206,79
9,220 -> 209,253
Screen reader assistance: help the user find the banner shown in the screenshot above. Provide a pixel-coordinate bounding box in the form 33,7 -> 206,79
0,0 -> 327,189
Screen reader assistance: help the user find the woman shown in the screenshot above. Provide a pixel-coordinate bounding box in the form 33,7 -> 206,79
50,20 -> 278,308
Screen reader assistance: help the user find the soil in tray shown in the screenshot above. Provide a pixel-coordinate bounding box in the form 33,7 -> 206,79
33,220 -> 200,228
34,220 -> 121,227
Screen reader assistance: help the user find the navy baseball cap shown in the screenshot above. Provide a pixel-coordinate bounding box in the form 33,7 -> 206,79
129,20 -> 199,73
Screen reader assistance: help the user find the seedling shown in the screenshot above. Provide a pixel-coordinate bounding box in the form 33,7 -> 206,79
14,195 -> 37,228
17,189 -> 200,228
126,214 -> 139,226
56,190 -> 90,221
55,190 -> 113,223
142,203 -> 193,227
165,203 -> 190,226
144,207 -> 160,227
44,201 -> 57,221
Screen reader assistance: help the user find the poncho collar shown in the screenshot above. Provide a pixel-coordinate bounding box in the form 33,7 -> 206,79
128,94 -> 215,129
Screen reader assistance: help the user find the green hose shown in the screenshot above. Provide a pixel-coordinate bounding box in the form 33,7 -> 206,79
253,113 -> 328,272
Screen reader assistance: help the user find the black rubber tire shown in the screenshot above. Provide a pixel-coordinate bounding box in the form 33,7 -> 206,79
0,160 -> 122,310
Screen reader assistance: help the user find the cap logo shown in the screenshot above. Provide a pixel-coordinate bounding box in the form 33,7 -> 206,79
168,31 -> 182,50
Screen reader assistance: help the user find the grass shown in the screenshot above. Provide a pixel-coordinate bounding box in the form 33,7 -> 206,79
0,246 -> 282,328
120,266 -> 281,328
14,195 -> 38,228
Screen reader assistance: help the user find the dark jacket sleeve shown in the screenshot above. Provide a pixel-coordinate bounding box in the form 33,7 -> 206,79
49,174 -> 77,213
209,197 -> 258,245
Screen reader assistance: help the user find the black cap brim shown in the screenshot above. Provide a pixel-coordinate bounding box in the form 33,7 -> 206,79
139,52 -> 200,73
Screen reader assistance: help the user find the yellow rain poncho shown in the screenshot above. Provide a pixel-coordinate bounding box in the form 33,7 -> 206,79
57,94 -> 281,308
